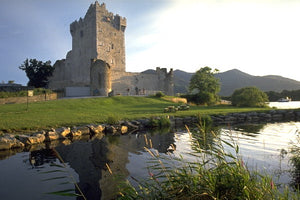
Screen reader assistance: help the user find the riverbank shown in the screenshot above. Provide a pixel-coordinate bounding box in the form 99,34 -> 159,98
0,96 -> 272,133
1,107 -> 300,151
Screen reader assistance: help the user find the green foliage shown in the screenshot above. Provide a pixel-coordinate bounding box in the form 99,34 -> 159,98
231,87 -> 269,107
155,91 -> 165,98
188,67 -> 220,105
117,124 -> 300,200
105,115 -> 120,124
290,131 -> 300,190
266,89 -> 300,101
148,116 -> 171,128
0,88 -> 53,98
0,90 -> 27,98
19,58 -> 54,88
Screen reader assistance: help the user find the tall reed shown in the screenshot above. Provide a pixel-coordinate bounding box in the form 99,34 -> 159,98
117,119 -> 300,200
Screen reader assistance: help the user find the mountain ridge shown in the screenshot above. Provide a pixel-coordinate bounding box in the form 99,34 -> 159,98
174,69 -> 300,96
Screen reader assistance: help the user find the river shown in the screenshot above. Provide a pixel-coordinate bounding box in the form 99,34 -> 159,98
0,121 -> 299,200
268,101 -> 300,109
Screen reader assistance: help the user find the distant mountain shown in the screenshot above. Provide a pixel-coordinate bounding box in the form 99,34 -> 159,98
174,69 -> 300,96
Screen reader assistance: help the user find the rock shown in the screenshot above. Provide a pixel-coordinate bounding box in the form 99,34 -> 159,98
224,116 -> 236,124
211,116 -> 224,123
0,134 -> 24,150
45,130 -> 60,142
131,120 -> 141,126
105,125 -> 117,134
88,124 -> 105,135
122,121 -> 139,130
183,117 -> 193,125
284,111 -> 295,120
251,116 -> 260,122
272,114 -> 283,121
91,132 -> 105,140
70,128 -> 82,138
55,127 -> 71,139
17,134 -> 30,144
70,126 -> 90,138
62,139 -> 72,146
78,126 -> 91,135
120,126 -> 128,134
174,118 -> 184,126
19,132 -> 46,145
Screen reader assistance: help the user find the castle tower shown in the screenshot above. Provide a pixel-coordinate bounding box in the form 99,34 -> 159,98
57,1 -> 126,87
49,1 -> 173,97
94,2 -> 126,73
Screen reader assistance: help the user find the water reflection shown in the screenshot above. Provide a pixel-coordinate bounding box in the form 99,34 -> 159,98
22,130 -> 175,200
29,149 -> 56,168
232,123 -> 265,136
0,123 -> 299,199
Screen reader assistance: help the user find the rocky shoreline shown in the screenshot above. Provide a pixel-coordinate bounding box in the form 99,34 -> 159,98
1,109 -> 300,151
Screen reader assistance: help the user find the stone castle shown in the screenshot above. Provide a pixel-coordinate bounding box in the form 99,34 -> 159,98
49,1 -> 173,97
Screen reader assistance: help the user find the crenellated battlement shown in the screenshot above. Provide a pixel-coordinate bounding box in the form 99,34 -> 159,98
70,2 -> 126,36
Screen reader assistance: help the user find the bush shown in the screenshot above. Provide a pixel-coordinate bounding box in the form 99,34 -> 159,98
181,93 -> 218,105
231,87 -> 268,107
105,115 -> 120,124
148,116 -> 171,128
0,88 -> 52,98
155,91 -> 165,98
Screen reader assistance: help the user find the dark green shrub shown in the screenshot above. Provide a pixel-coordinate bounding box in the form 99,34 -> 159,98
155,91 -> 165,98
148,116 -> 170,128
231,87 -> 268,107
105,115 -> 120,124
0,88 -> 53,98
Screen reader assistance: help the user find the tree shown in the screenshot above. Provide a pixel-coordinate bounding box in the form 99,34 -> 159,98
189,67 -> 220,105
19,59 -> 54,88
231,87 -> 268,107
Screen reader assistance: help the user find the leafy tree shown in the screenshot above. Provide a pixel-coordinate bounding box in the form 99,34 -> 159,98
231,86 -> 269,107
19,58 -> 54,88
189,67 -> 220,105
266,89 -> 300,101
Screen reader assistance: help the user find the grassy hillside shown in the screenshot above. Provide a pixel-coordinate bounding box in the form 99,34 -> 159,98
0,96 -> 270,132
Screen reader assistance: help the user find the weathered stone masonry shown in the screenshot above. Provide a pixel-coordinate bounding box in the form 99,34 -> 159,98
49,1 -> 174,97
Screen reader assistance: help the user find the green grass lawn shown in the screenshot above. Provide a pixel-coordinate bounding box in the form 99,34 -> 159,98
0,96 -> 270,132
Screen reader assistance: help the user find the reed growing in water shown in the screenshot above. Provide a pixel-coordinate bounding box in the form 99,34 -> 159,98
116,119 -> 300,200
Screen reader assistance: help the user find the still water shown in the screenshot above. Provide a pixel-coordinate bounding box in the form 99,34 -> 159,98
268,101 -> 300,109
0,122 -> 299,200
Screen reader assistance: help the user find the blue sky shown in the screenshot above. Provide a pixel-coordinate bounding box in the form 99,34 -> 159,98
1,0 -> 300,85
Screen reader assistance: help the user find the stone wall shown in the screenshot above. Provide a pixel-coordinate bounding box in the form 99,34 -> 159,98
111,67 -> 174,96
171,110 -> 300,127
0,93 -> 57,105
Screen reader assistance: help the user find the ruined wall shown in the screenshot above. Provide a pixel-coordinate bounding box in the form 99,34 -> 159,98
112,67 -> 174,96
0,93 -> 57,105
